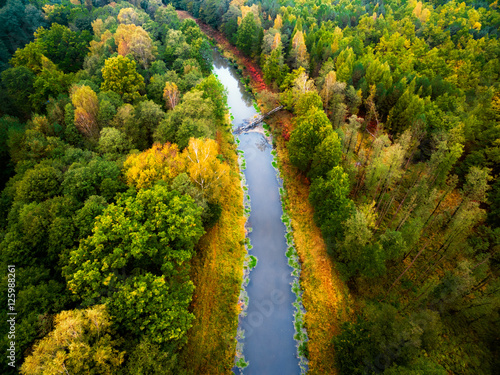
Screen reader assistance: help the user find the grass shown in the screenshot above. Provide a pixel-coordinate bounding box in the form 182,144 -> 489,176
178,115 -> 246,374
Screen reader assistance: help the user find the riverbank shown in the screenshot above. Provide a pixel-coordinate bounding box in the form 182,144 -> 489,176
179,10 -> 352,374
178,105 -> 246,372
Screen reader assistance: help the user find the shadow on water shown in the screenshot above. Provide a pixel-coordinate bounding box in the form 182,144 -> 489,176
211,49 -> 301,375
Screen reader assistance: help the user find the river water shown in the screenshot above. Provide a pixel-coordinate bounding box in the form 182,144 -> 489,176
212,50 -> 301,374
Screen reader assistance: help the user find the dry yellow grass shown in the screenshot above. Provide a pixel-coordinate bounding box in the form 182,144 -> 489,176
179,125 -> 246,373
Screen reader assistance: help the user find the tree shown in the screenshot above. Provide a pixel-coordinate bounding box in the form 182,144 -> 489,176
263,47 -> 288,89
195,74 -> 227,121
155,5 -> 180,31
290,30 -> 309,69
9,41 -> 43,74
30,57 -> 72,112
387,79 -> 426,135
237,12 -> 258,57
1,66 -> 35,117
34,23 -> 92,73
308,132 -> 342,179
126,337 -> 177,374
288,107 -> 333,173
15,164 -> 62,203
98,127 -> 131,156
101,56 -> 145,103
319,70 -> 337,109
183,138 -> 230,201
65,185 -> 204,344
163,81 -> 180,109
114,24 -> 157,69
62,158 -> 122,202
154,91 -> 216,149
123,143 -> 185,189
134,100 -> 166,149
117,7 -> 144,25
336,47 -> 355,83
20,305 -> 124,375
71,85 -> 99,139
309,166 -> 354,247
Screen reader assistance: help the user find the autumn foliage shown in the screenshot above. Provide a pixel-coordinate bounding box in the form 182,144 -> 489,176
70,85 -> 99,139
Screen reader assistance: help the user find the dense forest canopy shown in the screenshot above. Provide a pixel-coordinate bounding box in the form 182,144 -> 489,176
0,0 -> 499,373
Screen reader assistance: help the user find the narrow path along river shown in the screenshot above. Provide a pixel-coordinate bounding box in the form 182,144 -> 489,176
212,50 -> 302,374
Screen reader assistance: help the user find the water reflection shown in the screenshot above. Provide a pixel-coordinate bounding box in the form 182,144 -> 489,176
211,48 -> 255,123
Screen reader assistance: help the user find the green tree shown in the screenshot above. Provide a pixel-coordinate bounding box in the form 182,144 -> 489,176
154,91 -> 215,149
98,127 -> 131,156
65,185 -> 204,344
288,107 -> 333,173
101,56 -> 145,103
34,23 -> 92,73
1,66 -> 35,117
134,100 -> 166,149
237,12 -> 258,57
309,166 -> 354,246
263,47 -> 288,89
387,79 -> 426,135
15,164 -> 62,203
126,337 -> 177,374
336,47 -> 355,83
195,74 -> 227,121
308,132 -> 342,179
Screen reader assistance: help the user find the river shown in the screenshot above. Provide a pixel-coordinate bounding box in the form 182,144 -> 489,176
212,50 -> 302,374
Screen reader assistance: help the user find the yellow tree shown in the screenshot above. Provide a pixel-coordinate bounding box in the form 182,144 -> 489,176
183,138 -> 230,201
320,70 -> 337,108
117,7 -> 140,25
71,85 -> 99,139
163,81 -> 180,109
272,32 -> 282,50
273,14 -> 283,30
20,305 -> 124,375
291,31 -> 309,69
101,55 -> 145,102
123,142 -> 185,189
114,24 -> 156,69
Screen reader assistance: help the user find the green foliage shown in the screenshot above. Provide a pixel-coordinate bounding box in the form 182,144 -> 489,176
98,127 -> 131,156
237,12 -> 259,57
309,166 -> 354,246
1,66 -> 35,117
100,55 -> 145,103
126,337 -> 177,374
65,184 -> 204,345
154,90 -> 215,149
195,74 -> 227,121
288,106 -> 333,173
62,158 -> 123,201
15,164 -> 62,203
34,23 -> 92,73
133,99 -> 166,149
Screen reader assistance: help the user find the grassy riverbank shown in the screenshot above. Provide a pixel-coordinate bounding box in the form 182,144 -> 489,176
178,115 -> 246,372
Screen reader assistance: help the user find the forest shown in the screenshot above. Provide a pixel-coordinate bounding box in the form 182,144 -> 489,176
0,0 -> 499,373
